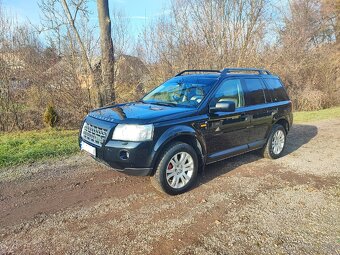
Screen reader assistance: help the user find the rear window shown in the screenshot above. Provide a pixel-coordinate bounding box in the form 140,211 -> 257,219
264,78 -> 289,102
243,78 -> 266,106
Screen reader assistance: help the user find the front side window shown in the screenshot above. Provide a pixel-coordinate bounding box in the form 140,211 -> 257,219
213,78 -> 245,108
142,76 -> 217,108
243,78 -> 266,106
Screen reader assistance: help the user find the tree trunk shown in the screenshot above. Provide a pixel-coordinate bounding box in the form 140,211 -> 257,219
97,0 -> 115,105
336,1 -> 339,49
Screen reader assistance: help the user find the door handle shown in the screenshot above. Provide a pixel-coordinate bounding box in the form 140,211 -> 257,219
240,113 -> 250,121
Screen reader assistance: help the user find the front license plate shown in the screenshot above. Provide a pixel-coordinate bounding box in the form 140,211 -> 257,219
81,141 -> 96,157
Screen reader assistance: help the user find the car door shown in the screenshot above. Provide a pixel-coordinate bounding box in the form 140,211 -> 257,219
205,78 -> 251,162
241,78 -> 273,149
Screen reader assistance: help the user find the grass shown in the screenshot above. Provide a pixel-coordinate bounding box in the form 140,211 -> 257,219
294,106 -> 340,123
0,129 -> 79,168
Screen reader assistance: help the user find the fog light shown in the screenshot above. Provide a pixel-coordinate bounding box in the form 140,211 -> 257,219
119,150 -> 129,160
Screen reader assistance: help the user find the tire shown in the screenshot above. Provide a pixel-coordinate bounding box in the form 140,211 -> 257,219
151,142 -> 198,195
262,124 -> 287,159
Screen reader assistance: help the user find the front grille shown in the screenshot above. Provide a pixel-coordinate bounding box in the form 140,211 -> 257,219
82,122 -> 108,146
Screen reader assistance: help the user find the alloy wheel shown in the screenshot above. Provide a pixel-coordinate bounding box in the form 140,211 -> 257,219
166,152 -> 194,189
272,130 -> 285,155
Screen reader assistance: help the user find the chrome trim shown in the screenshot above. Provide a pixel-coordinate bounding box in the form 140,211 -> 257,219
81,122 -> 108,146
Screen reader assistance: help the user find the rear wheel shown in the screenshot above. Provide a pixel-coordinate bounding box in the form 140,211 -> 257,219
151,142 -> 198,195
262,124 -> 286,159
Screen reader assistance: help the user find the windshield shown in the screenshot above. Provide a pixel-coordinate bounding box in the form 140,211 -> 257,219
142,76 -> 217,108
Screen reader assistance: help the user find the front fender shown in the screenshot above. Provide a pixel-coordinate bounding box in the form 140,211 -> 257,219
151,125 -> 207,169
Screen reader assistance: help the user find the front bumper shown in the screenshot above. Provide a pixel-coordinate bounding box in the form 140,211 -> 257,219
83,138 -> 155,176
79,116 -> 156,176
95,157 -> 153,176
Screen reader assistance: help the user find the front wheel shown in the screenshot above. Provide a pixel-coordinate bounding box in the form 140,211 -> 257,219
151,142 -> 198,195
262,124 -> 287,159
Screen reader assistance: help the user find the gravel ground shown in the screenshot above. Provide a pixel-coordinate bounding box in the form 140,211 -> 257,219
0,118 -> 339,255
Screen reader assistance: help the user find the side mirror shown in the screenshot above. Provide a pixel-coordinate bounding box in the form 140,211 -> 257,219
210,100 -> 236,113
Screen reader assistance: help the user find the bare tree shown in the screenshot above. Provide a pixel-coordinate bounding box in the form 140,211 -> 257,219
38,0 -> 103,107
137,0 -> 266,82
266,0 -> 339,110
61,0 -> 103,106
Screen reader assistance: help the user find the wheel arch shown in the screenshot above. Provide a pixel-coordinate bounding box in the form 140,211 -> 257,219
151,126 -> 206,175
274,118 -> 290,133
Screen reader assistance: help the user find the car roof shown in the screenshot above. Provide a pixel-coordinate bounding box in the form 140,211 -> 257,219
176,73 -> 279,79
176,74 -> 221,79
174,68 -> 279,79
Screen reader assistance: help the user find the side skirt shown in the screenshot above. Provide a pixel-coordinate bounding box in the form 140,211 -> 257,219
206,139 -> 266,165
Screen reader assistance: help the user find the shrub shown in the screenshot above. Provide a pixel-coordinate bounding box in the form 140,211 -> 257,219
43,104 -> 59,128
293,88 -> 326,111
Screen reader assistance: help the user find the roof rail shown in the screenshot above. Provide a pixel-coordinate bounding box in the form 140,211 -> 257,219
175,69 -> 221,76
221,68 -> 271,75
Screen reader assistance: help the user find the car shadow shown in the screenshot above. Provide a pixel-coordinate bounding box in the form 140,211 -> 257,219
196,124 -> 318,186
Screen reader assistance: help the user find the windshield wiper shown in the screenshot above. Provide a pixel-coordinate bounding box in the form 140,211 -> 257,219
149,101 -> 177,107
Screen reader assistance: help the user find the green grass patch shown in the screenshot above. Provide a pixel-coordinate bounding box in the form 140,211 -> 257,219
0,129 -> 79,168
294,106 -> 340,123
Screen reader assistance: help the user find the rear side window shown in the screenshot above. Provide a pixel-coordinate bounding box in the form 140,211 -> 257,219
264,78 -> 289,102
243,78 -> 266,106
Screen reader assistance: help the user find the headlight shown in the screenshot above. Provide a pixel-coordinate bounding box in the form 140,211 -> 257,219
112,124 -> 154,142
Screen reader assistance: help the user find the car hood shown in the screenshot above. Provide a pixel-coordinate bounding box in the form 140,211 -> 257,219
88,102 -> 196,124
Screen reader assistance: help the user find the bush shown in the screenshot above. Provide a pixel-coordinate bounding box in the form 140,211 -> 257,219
292,88 -> 326,111
43,104 -> 59,128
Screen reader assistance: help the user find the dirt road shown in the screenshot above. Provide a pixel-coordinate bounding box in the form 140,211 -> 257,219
1,119 -> 339,254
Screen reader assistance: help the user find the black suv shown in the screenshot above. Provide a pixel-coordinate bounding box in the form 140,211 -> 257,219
79,68 -> 292,195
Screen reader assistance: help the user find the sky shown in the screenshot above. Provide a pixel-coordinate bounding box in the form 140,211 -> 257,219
1,0 -> 289,50
2,0 -> 170,39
